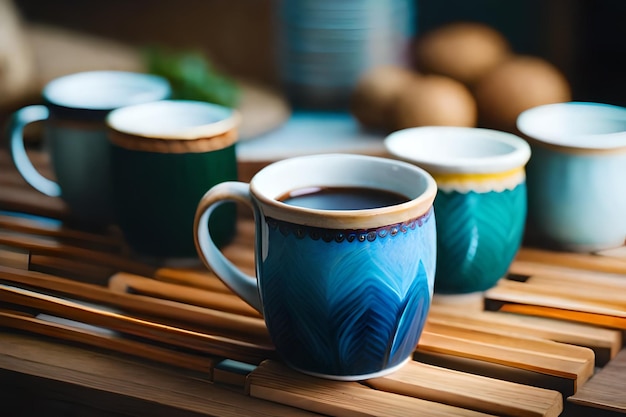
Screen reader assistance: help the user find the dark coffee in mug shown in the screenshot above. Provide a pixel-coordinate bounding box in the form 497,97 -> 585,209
278,186 -> 409,210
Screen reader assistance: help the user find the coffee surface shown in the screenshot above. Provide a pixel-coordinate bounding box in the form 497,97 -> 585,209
278,186 -> 409,210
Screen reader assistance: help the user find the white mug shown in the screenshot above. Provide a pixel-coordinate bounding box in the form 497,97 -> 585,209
517,101 -> 626,251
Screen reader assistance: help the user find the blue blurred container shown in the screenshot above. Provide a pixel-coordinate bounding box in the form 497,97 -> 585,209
275,0 -> 417,110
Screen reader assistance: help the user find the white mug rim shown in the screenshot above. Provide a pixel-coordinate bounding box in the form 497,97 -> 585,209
106,99 -> 240,140
43,70 -> 171,111
384,126 -> 531,175
517,101 -> 626,151
249,153 -> 437,230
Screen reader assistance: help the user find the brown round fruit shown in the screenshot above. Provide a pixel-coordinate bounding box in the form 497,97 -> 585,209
474,55 -> 572,132
390,74 -> 477,130
414,22 -> 511,86
350,65 -> 418,130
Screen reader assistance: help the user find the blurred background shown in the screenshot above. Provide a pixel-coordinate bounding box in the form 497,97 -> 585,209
2,0 -> 626,145
9,0 -> 626,103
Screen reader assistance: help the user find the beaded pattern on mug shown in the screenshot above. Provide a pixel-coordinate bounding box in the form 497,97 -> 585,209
265,207 -> 434,243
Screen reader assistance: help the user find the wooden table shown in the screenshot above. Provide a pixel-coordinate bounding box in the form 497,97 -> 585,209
1,144 -> 626,416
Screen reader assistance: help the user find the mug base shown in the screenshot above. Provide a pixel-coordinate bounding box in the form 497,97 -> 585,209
529,238 -> 626,254
286,356 -> 411,381
557,241 -> 626,254
432,291 -> 485,311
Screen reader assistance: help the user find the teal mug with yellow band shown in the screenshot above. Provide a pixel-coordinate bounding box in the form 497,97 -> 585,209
107,100 -> 240,262
385,126 -> 531,295
7,71 -> 171,227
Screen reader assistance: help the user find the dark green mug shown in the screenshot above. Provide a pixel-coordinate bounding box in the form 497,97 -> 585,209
106,100 -> 240,261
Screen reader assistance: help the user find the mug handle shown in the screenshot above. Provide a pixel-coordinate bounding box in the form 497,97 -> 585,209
194,181 -> 263,313
8,105 -> 61,197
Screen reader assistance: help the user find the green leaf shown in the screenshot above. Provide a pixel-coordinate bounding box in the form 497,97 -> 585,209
143,46 -> 240,108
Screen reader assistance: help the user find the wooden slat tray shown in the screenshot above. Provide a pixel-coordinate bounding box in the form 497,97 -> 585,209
0,331 -> 319,417
0,213 -> 597,392
0,252 -> 567,416
485,256 -> 626,331
1,149 -> 626,416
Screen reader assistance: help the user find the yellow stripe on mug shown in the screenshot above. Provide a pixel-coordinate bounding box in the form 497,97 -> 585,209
433,166 -> 526,193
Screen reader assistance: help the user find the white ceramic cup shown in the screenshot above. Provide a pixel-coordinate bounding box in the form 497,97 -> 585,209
517,101 -> 626,252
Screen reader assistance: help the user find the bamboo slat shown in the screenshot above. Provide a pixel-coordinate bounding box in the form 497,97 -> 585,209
246,360 -> 493,417
0,332 -> 318,417
108,273 -> 262,318
0,308 -> 217,374
0,265 -> 271,343
516,247 -> 626,275
0,212 -> 123,253
569,348 -> 626,414
510,260 -> 626,288
428,305 -> 622,366
365,360 -> 562,417
0,283 -> 275,364
0,182 -> 69,220
417,324 -> 594,395
0,229 -> 156,277
485,280 -> 626,329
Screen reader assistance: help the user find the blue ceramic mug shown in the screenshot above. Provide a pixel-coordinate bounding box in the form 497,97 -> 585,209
8,70 -> 171,226
194,154 -> 437,380
385,127 -> 531,295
